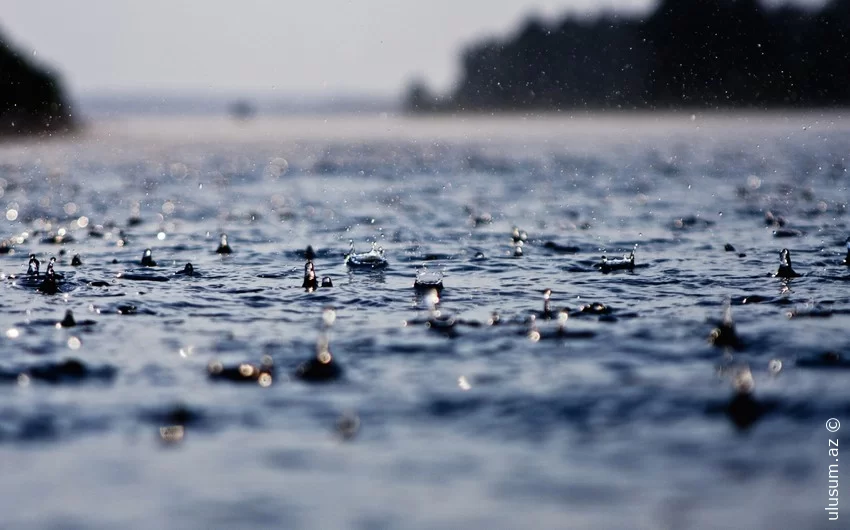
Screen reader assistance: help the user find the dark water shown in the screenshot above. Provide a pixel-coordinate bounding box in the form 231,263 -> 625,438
0,113 -> 848,529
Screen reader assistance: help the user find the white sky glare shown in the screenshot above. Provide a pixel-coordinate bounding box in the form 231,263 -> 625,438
0,0 -> 823,97
1,0 -> 654,96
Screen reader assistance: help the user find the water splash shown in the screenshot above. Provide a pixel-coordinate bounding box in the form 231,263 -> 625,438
141,248 -> 157,267
27,254 -> 39,277
414,264 -> 443,292
295,306 -> 343,382
345,240 -> 388,269
302,260 -> 318,291
844,236 -> 850,266
774,248 -> 800,278
596,245 -> 636,273
216,233 -> 233,254
709,299 -> 742,350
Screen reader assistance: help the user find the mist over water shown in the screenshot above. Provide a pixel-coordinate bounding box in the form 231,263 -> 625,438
0,113 -> 848,529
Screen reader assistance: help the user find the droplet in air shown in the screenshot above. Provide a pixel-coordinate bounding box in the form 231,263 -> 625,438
733,366 -> 755,394
322,306 -> 337,328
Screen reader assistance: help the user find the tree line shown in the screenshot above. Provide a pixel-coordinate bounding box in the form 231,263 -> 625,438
406,0 -> 850,111
0,28 -> 74,136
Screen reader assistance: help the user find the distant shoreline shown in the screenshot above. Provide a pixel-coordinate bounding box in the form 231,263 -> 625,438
0,110 -> 837,149
0,30 -> 75,139
407,0 -> 850,113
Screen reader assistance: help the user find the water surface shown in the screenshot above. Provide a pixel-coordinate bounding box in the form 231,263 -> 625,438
0,113 -> 848,529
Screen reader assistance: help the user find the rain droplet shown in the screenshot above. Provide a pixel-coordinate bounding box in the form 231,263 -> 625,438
768,359 -> 782,375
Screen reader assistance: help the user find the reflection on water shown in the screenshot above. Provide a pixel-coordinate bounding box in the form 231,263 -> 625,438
0,113 -> 848,529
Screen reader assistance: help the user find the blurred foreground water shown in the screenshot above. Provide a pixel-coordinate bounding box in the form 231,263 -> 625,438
0,113 -> 848,529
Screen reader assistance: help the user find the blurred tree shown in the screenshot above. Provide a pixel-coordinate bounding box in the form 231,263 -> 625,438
407,0 -> 850,112
0,29 -> 74,136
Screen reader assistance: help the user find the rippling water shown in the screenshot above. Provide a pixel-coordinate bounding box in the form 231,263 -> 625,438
0,113 -> 848,529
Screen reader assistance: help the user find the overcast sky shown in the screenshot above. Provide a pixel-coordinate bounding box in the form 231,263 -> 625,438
0,0 -> 823,97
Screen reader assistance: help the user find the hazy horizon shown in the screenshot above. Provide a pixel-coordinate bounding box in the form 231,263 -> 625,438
1,0 -> 827,102
73,90 -> 401,118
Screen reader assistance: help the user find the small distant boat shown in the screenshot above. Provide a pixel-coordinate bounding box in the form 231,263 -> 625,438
228,100 -> 256,121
